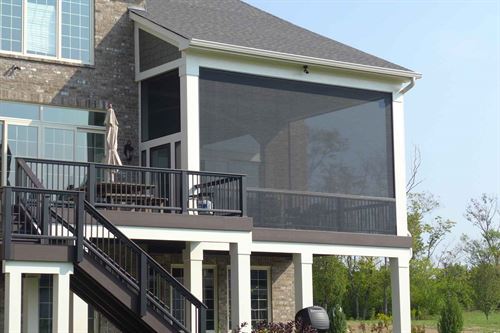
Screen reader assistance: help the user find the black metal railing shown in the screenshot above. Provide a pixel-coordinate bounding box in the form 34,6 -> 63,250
7,158 -> 208,333
18,157 -> 245,216
247,188 -> 397,234
1,186 -> 83,260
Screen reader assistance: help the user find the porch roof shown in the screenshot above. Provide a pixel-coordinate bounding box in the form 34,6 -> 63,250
129,0 -> 420,78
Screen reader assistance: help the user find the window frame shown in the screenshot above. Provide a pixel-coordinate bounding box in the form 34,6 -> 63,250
226,266 -> 272,330
0,0 -> 94,65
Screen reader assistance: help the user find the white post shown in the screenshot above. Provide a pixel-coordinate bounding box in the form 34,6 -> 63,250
53,272 -> 72,333
293,252 -> 314,313
4,271 -> 22,333
183,241 -> 204,332
71,293 -> 89,333
230,242 -> 251,332
22,275 -> 40,333
390,256 -> 411,333
392,92 -> 408,236
179,61 -> 200,171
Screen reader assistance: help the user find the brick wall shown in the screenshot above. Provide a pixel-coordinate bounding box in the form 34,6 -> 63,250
0,0 -> 143,164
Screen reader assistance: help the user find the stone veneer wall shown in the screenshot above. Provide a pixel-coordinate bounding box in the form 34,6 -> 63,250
0,0 -> 143,165
152,252 -> 296,332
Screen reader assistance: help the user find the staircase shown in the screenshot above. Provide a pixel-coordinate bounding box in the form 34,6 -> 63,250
1,160 -> 207,333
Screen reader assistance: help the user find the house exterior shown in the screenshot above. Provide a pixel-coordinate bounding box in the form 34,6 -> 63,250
0,0 -> 420,332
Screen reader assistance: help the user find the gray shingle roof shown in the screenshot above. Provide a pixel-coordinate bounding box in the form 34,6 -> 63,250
132,0 -> 413,72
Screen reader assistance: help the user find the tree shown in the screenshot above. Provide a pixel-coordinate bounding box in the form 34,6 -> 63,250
329,304 -> 347,333
437,296 -> 463,333
313,256 -> 348,309
470,263 -> 500,320
463,194 -> 500,266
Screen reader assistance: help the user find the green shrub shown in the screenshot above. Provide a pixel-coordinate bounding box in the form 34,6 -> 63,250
329,304 -> 347,333
437,296 -> 463,333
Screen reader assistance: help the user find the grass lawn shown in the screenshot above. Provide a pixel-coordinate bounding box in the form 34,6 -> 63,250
347,310 -> 500,332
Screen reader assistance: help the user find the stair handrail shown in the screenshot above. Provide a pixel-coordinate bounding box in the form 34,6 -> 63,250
15,157 -> 208,332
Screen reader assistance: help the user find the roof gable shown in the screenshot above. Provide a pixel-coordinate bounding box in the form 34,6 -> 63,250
132,0 -> 415,74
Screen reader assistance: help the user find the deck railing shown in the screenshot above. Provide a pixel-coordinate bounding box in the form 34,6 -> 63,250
247,187 -> 397,234
17,157 -> 246,217
5,160 -> 208,333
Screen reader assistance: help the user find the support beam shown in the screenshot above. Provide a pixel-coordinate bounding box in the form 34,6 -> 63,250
390,256 -> 411,333
4,271 -> 22,333
53,272 -> 72,333
22,275 -> 40,333
230,242 -> 251,332
183,242 -> 204,332
293,252 -> 313,313
71,293 -> 89,333
179,64 -> 200,170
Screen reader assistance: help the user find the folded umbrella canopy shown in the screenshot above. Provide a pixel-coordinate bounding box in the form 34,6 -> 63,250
104,105 -> 122,182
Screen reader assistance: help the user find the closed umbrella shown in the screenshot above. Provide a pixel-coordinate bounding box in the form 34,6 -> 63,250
104,105 -> 122,181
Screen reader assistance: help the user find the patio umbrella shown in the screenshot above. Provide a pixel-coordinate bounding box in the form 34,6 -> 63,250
104,105 -> 122,181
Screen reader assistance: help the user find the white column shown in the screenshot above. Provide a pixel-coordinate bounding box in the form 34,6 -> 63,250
293,252 -> 313,313
53,272 -> 72,333
392,93 -> 408,236
22,275 -> 40,333
179,62 -> 200,171
390,256 -> 411,333
230,242 -> 251,332
183,241 -> 204,332
4,271 -> 22,333
71,293 -> 88,333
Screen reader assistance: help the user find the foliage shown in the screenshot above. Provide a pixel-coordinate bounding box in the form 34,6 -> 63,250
375,313 -> 391,329
411,325 -> 426,333
235,321 -> 318,333
329,304 -> 347,333
437,296 -> 463,333
313,256 -> 349,309
470,263 -> 500,320
463,194 -> 500,266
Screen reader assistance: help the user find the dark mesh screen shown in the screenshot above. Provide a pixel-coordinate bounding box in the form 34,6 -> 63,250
141,70 -> 180,142
199,68 -> 394,198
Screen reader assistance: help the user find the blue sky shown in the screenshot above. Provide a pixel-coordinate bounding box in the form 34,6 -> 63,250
245,0 -> 500,245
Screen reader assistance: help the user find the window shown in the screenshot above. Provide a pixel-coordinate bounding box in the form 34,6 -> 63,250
227,267 -> 271,329
171,266 -> 217,331
39,275 -> 53,333
0,0 -> 92,63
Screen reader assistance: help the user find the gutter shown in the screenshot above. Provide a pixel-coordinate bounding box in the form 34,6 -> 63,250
189,39 -> 422,80
398,77 -> 416,95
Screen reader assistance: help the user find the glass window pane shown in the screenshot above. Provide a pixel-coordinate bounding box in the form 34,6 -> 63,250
61,0 -> 91,63
76,131 -> 105,163
7,124 -> 38,185
26,0 -> 56,56
0,101 -> 40,119
43,106 -> 105,126
44,128 -> 73,161
0,0 -> 22,52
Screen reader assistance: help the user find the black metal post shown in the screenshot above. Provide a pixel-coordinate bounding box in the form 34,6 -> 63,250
88,164 -> 96,205
42,194 -> 50,244
181,171 -> 189,214
198,306 -> 207,333
240,176 -> 247,217
3,188 -> 12,260
75,192 -> 84,263
139,252 -> 147,316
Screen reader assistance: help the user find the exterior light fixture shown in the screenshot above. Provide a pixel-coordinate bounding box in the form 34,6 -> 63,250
303,65 -> 309,74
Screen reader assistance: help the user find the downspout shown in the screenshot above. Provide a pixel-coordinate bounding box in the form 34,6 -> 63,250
398,77 -> 416,95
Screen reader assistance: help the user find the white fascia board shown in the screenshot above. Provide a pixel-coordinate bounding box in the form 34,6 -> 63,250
188,39 -> 422,80
129,11 -> 190,49
252,241 -> 412,260
3,261 -> 74,275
